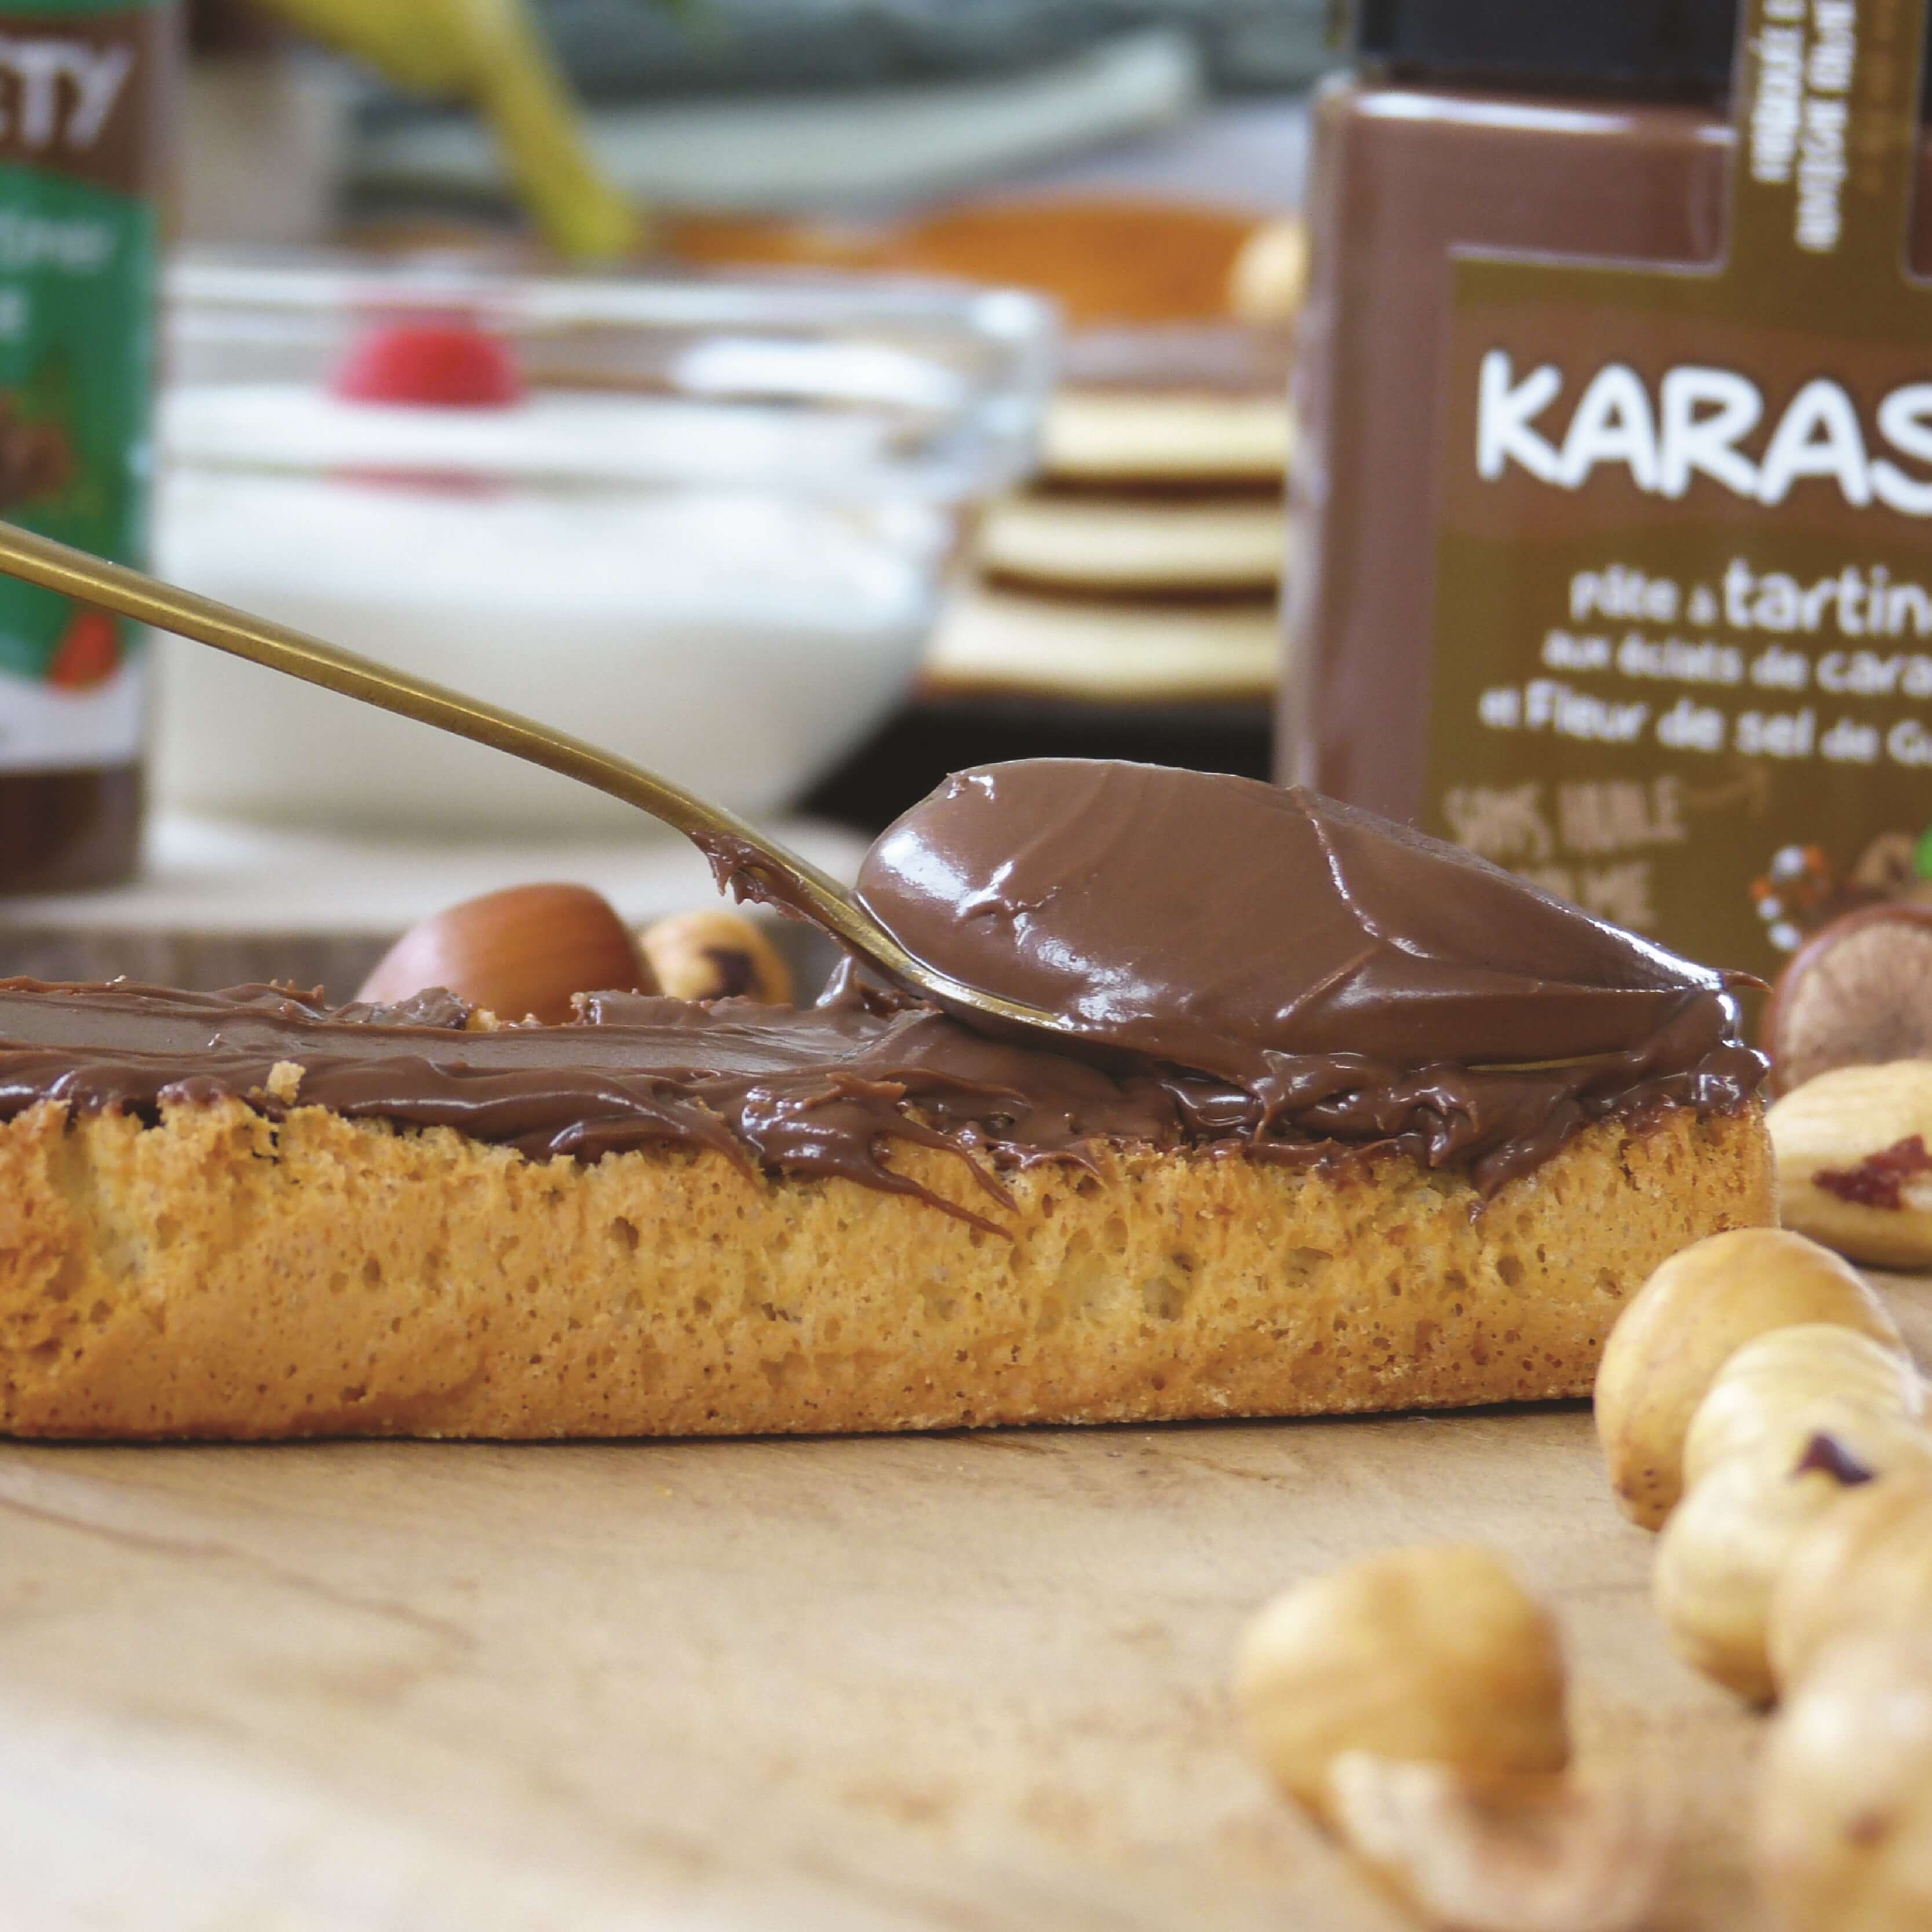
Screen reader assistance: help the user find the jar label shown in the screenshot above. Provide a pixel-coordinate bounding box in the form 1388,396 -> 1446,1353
1425,0 -> 1932,973
0,1 -> 163,775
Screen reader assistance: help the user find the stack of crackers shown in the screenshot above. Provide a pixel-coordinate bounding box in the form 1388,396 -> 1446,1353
925,322 -> 1290,705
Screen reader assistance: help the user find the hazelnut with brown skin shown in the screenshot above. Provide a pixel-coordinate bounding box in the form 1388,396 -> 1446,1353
358,883 -> 651,1025
639,909 -> 793,1005
1851,831 -> 1921,898
1594,1229 -> 1902,1531
1763,905 -> 1932,1095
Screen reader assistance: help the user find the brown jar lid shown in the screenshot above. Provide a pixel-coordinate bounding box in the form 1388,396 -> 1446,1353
1356,0 -> 1734,96
1358,1 -> 1932,112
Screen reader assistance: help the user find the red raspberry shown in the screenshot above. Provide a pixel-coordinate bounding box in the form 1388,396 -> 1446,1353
331,320 -> 523,407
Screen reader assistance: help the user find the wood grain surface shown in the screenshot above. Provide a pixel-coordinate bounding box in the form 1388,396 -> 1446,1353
5,1277 -> 1927,1931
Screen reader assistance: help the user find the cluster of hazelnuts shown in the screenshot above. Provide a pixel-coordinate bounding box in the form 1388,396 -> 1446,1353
1603,1226 -> 1932,1932
1230,1226 -> 1932,1932
1217,898 -> 1932,1932
352,882 -> 794,1024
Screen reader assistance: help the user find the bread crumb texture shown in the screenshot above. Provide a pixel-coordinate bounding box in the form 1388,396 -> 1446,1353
0,1098 -> 1774,1439
263,1060 -> 304,1105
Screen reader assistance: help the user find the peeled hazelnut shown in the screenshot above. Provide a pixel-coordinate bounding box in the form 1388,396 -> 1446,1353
1763,905 -> 1932,1096
639,908 -> 793,1005
1682,1325 -> 1927,1493
1769,1061 -> 1932,1269
1653,1430 -> 1890,1703
1755,1631 -> 1932,1931
1594,1228 -> 1902,1531
358,883 -> 650,1025
1326,1753 -> 1667,1932
1770,1476 -> 1932,1693
1233,1545 -> 1568,1826
1238,1549 -> 1664,1932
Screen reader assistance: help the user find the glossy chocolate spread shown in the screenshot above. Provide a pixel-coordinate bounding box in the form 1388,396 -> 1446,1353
0,765 -> 1763,1215
857,761 -> 1755,1079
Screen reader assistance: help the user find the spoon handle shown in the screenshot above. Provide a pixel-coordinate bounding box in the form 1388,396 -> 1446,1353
0,517 -> 863,936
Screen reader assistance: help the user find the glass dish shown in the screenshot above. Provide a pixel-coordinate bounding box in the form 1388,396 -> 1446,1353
153,254 -> 1055,833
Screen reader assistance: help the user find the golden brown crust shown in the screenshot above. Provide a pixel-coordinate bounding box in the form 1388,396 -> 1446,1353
0,1098 -> 1775,1439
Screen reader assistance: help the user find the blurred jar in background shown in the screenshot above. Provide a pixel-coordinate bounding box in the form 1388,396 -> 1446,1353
0,0 -> 174,891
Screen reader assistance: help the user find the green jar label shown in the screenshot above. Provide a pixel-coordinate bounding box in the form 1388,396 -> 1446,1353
0,3 -> 163,775
1424,0 -> 1932,976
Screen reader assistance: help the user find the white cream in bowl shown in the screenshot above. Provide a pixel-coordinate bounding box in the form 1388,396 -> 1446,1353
153,383 -> 949,832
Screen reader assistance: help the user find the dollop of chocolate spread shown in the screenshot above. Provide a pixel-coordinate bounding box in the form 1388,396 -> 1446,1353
858,761 -> 1756,1084
0,765 -> 1763,1219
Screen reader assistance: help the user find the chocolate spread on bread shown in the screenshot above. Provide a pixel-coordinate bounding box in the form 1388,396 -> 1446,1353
0,765 -> 1763,1213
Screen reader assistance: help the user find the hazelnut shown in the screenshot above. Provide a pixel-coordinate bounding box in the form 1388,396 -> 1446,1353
1770,1476 -> 1932,1693
1851,832 -> 1922,898
1682,1324 -> 1926,1493
1755,1631 -> 1932,1931
1768,1061 -> 1932,1269
1326,1753 -> 1667,1932
1653,1429 -> 1894,1703
1763,905 -> 1932,1096
1594,1228 -> 1901,1530
1232,1545 -> 1568,1825
358,883 -> 649,1026
639,908 -> 793,1005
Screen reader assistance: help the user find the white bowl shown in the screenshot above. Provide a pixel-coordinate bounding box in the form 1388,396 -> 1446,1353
151,258 -> 1054,833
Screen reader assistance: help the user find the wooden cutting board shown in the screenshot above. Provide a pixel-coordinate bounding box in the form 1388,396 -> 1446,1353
5,1276 -> 1927,1931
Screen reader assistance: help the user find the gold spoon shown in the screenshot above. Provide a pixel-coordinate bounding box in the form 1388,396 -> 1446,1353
0,520 -> 1080,1044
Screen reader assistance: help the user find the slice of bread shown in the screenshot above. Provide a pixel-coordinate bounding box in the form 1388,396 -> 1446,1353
0,1093 -> 1773,1439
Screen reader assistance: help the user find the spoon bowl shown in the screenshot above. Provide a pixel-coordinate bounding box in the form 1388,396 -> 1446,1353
0,520 -> 1078,1044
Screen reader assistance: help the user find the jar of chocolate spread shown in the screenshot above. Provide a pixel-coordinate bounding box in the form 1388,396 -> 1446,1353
1285,0 -> 1932,976
0,1 -> 173,891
